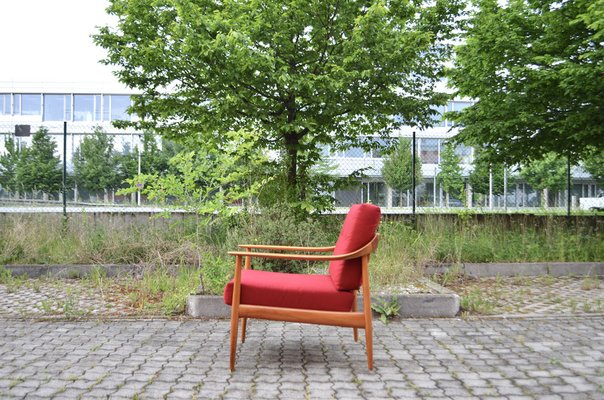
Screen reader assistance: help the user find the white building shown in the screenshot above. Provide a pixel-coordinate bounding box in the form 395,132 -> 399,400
0,81 -> 144,168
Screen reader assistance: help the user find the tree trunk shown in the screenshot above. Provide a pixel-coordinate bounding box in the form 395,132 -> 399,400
542,188 -> 548,208
284,132 -> 300,202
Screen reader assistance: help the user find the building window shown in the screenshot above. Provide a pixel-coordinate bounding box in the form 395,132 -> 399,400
13,94 -> 21,115
368,138 -> 392,158
44,94 -> 67,121
432,105 -> 447,127
454,144 -> 472,164
0,94 -> 10,115
74,95 -> 94,121
110,95 -> 131,121
420,138 -> 439,163
103,95 -> 110,121
362,182 -> 387,207
21,94 -> 41,116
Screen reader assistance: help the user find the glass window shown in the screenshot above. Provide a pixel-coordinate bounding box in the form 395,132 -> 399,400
0,94 -> 10,115
13,94 -> 21,115
43,94 -> 65,121
432,105 -> 446,127
74,95 -> 94,121
103,95 -> 110,121
420,138 -> 439,163
65,95 -> 72,121
95,95 -> 102,121
451,101 -> 472,112
363,182 -> 387,207
110,95 -> 131,121
21,94 -> 41,115
369,138 -> 391,158
454,144 -> 472,164
342,147 -> 364,158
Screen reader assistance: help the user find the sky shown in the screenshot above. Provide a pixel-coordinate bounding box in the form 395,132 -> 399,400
0,0 -> 120,87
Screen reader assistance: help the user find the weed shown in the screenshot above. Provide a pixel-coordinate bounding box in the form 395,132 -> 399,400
583,303 -> 593,313
581,277 -> 600,291
460,288 -> 495,314
9,378 -> 24,389
569,299 -> 578,312
40,300 -> 53,314
371,297 -> 400,324
540,275 -> 557,286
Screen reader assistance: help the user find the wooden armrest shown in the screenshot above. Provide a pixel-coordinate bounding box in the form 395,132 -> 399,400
230,235 -> 379,262
238,244 -> 335,252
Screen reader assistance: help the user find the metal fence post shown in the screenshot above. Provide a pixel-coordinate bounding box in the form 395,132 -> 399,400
412,131 -> 416,226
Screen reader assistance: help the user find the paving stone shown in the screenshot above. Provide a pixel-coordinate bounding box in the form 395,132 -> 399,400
0,317 -> 603,399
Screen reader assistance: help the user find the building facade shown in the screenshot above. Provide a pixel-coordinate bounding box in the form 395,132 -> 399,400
0,84 -> 600,208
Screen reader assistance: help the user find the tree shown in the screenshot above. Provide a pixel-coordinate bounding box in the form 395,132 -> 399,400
582,147 -> 604,186
381,139 -> 422,206
449,0 -> 603,164
519,153 -> 566,207
0,136 -> 20,195
437,142 -> 464,206
95,0 -> 463,209
15,128 -> 62,197
73,127 -> 119,200
120,130 -> 269,218
469,147 -> 505,196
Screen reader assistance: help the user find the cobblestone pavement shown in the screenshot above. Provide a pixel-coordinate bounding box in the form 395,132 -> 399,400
447,276 -> 604,316
1,316 -> 603,399
0,280 -> 139,318
2,275 -> 604,318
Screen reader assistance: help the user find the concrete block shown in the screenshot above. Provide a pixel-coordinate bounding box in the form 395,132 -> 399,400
547,262 -> 604,277
186,295 -> 231,318
398,294 -> 460,318
464,263 -> 549,277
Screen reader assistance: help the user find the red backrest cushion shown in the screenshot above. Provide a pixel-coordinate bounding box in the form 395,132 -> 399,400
328,203 -> 381,291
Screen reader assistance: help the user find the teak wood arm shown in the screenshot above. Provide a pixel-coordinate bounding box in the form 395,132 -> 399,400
238,244 -> 336,252
230,235 -> 379,262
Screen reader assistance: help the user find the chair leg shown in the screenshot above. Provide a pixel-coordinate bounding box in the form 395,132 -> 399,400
229,307 -> 240,371
362,256 -> 373,370
241,318 -> 248,343
352,291 -> 358,342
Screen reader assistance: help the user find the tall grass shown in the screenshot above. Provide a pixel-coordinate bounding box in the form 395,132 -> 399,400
0,213 -> 602,294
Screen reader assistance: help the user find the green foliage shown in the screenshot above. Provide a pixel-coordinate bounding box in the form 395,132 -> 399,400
520,153 -> 567,193
73,127 -> 119,193
95,0 -> 463,209
15,128 -> 62,195
199,254 -> 233,296
449,0 -> 603,163
469,147 -> 505,196
226,205 -> 340,273
382,139 -> 423,193
371,297 -> 400,324
437,142 -> 464,200
119,129 -> 269,218
0,136 -> 20,194
581,147 -> 604,186
460,288 -> 495,314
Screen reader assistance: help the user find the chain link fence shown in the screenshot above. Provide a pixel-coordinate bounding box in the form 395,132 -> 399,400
0,123 -> 602,213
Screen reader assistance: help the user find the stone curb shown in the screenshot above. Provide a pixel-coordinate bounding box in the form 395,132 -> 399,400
187,279 -> 460,319
425,262 -> 604,278
2,264 -> 144,279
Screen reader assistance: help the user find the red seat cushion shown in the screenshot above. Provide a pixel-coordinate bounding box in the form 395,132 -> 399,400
328,203 -> 381,291
223,269 -> 355,312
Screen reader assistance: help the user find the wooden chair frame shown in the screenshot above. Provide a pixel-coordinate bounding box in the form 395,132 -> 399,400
227,234 -> 380,371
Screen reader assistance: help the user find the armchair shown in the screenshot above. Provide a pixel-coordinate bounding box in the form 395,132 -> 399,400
224,203 -> 381,371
